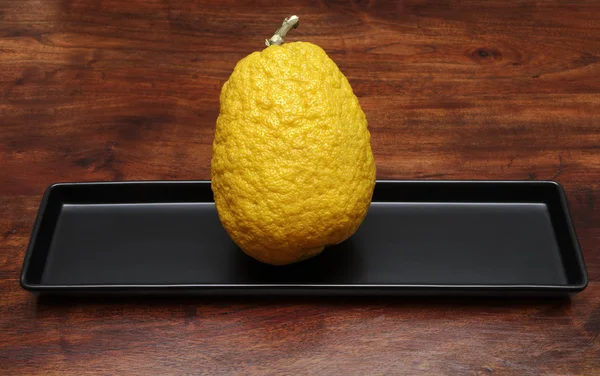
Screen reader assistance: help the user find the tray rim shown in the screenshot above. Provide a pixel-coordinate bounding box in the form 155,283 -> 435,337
20,179 -> 589,295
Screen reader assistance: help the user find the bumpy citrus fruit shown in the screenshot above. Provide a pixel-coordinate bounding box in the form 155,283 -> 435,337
211,40 -> 376,265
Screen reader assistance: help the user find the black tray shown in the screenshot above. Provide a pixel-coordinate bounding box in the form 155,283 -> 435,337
20,180 -> 588,297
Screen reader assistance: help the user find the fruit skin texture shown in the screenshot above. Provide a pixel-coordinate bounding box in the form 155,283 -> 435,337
211,41 -> 376,265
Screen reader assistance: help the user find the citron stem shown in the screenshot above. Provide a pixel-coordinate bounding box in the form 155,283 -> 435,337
265,15 -> 299,46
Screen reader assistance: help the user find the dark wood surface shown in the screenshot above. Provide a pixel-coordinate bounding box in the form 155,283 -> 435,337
1,0 -> 599,374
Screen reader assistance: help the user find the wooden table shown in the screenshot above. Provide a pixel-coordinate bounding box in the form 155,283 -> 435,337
1,0 -> 599,374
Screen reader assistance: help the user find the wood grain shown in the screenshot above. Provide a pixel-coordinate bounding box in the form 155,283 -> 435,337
1,0 -> 599,374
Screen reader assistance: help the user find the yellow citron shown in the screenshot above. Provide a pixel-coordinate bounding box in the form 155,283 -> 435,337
211,16 -> 376,265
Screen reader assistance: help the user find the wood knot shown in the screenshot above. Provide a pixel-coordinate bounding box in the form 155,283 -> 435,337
469,47 -> 502,64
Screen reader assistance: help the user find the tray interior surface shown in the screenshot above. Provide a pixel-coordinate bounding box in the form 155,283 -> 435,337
22,181 -> 585,288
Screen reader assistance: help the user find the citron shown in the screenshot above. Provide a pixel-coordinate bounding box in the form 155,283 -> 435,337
211,16 -> 376,265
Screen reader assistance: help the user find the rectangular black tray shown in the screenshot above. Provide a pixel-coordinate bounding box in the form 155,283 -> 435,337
20,180 -> 588,297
